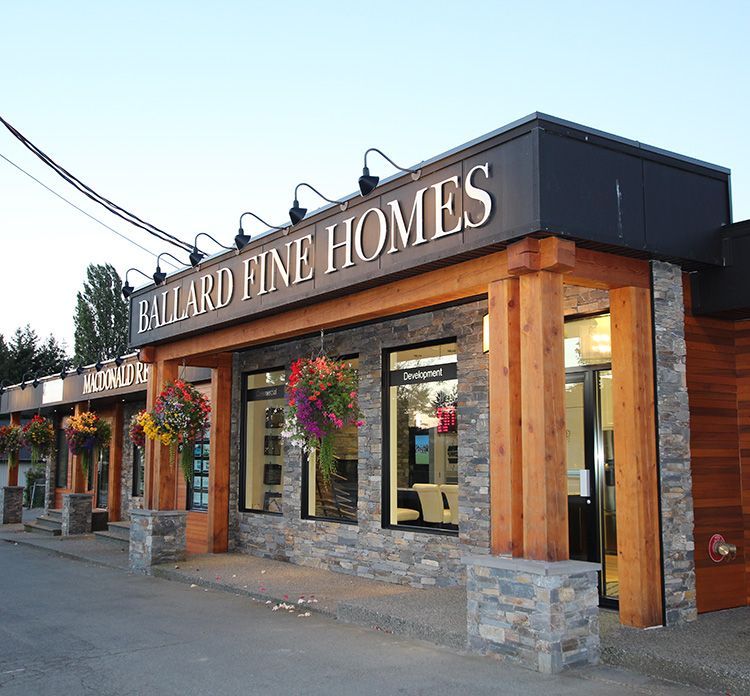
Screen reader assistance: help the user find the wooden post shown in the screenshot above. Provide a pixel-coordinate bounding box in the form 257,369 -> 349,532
518,270 -> 568,561
143,360 -> 159,509
8,413 -> 20,486
151,360 -> 179,510
108,401 -> 123,521
207,354 -> 232,553
610,286 -> 664,627
70,402 -> 87,493
488,278 -> 523,556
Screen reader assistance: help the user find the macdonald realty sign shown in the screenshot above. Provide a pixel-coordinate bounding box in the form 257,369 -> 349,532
129,130 -> 538,347
82,362 -> 150,395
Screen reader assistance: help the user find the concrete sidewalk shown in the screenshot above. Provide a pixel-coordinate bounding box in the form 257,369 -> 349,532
2,523 -> 748,694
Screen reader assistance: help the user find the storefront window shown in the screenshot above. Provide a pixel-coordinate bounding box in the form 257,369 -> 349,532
188,435 -> 210,511
242,369 -> 286,513
385,341 -> 459,531
132,445 -> 144,497
55,427 -> 68,488
564,314 -> 611,367
303,358 -> 359,523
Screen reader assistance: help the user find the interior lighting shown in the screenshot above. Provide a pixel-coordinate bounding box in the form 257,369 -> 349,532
359,148 -> 421,196
289,183 -> 348,226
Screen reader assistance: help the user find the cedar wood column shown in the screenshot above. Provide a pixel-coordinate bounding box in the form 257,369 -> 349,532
207,354 -> 232,553
495,238 -> 574,562
152,360 -> 179,510
610,286 -> 664,627
8,413 -> 21,486
107,401 -> 123,521
70,402 -> 87,493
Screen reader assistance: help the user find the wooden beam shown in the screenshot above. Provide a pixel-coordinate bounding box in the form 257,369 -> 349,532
8,413 -> 20,486
519,271 -> 568,561
145,247 -> 648,365
107,401 -> 123,522
70,402 -> 87,494
153,360 -> 179,510
610,286 -> 663,627
489,278 -> 523,556
207,354 -> 232,553
143,362 -> 159,509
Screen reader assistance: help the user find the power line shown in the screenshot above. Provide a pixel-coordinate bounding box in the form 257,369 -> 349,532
0,151 -> 180,270
0,114 -> 194,253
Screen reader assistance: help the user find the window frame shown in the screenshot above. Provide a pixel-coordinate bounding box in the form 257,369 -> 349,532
381,336 -> 460,536
239,365 -> 288,515
131,444 -> 144,498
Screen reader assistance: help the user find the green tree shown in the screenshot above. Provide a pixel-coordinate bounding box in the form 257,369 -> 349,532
0,326 -> 70,384
35,334 -> 71,376
73,263 -> 129,365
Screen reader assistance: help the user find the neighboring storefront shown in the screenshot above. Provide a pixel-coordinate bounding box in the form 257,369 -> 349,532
3,113 -> 749,673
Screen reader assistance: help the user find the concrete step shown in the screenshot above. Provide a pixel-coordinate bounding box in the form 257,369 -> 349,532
105,521 -> 131,541
24,520 -> 61,536
46,509 -> 62,522
34,515 -> 63,531
93,530 -> 130,549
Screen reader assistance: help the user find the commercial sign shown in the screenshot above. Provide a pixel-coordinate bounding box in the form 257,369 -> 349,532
129,126 -> 538,347
82,362 -> 150,395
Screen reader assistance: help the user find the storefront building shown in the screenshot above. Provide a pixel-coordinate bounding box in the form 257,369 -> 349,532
3,113 -> 749,673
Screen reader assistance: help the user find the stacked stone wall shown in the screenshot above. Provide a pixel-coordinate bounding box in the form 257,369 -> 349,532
229,300 -> 490,587
651,261 -> 697,624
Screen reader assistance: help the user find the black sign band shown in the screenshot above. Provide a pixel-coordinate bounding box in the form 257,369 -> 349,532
247,385 -> 286,401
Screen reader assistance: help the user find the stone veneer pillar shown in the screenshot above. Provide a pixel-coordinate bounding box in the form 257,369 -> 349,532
61,493 -> 93,535
1,486 -> 24,524
465,556 -> 601,673
129,509 -> 187,574
651,260 -> 697,625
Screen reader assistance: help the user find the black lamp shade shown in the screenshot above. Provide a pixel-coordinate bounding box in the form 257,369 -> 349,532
289,201 -> 307,226
60,368 -> 67,380
359,173 -> 380,196
76,365 -> 84,375
122,281 -> 134,299
32,377 -> 39,388
235,229 -> 252,251
189,247 -> 205,268
114,356 -> 124,367
20,381 -> 26,390
153,265 -> 167,285
95,360 -> 103,372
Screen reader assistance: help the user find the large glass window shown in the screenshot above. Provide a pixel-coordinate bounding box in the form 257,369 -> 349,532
242,369 -> 286,513
188,435 -> 210,511
385,341 -> 459,531
55,426 -> 68,488
132,445 -> 144,497
303,358 -> 359,523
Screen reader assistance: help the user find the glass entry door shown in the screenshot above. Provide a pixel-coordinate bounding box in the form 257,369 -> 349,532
565,368 -> 618,604
96,446 -> 110,510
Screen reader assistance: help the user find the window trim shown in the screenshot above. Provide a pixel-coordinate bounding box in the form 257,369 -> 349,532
381,336 -> 460,536
239,365 -> 287,515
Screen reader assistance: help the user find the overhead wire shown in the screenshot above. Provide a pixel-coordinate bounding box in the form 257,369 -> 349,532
0,151 -> 180,270
0,114 -> 194,254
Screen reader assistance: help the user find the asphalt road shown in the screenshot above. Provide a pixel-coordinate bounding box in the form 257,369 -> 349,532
0,543 -> 705,696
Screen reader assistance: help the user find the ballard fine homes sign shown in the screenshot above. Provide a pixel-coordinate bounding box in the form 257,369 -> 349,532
129,129 -> 539,347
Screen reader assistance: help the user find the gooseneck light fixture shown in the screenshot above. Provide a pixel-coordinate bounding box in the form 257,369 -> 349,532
114,355 -> 124,367
20,371 -> 37,390
289,183 -> 349,226
153,252 -> 188,286
95,359 -> 104,372
236,212 -> 286,251
0,379 -> 11,395
75,365 -> 84,376
358,148 -> 422,197
122,267 -> 153,299
189,232 -> 233,268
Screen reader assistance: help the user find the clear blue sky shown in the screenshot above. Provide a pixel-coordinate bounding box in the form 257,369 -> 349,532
1,1 -> 748,353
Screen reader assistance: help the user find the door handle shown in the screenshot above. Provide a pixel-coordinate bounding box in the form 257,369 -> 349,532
579,469 -> 591,498
709,534 -> 738,562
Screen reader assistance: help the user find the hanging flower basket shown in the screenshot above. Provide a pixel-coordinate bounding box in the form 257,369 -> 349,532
0,424 -> 23,470
65,412 -> 111,477
22,415 -> 55,466
139,380 -> 210,484
128,410 -> 147,451
282,356 -> 363,482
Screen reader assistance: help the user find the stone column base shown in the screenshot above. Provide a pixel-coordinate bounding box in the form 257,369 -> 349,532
62,493 -> 93,535
465,555 -> 601,674
129,509 -> 187,574
1,486 -> 24,524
